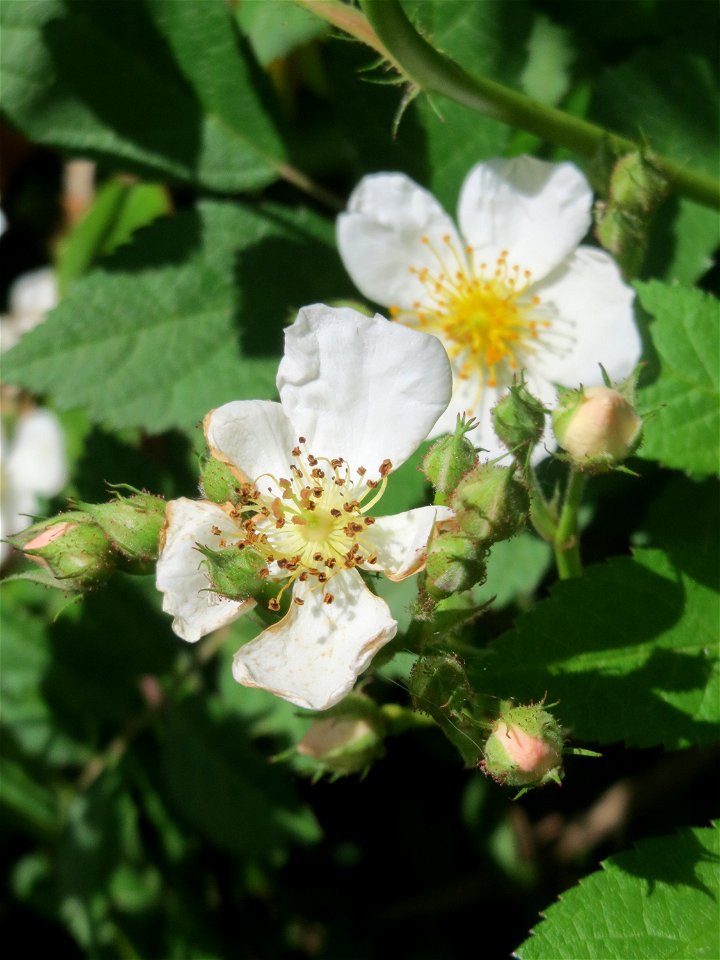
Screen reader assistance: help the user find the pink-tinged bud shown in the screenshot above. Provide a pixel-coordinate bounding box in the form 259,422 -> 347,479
553,385 -> 642,470
19,516 -> 115,588
296,696 -> 384,779
23,521 -> 74,553
481,702 -> 564,790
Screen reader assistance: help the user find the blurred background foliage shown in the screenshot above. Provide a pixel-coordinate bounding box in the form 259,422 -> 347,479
0,1 -> 717,957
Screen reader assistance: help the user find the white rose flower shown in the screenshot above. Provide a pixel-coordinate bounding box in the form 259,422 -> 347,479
337,155 -> 641,460
156,304 -> 452,710
0,408 -> 68,564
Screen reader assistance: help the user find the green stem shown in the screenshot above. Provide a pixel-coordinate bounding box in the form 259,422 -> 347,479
360,0 -> 720,211
553,468 -> 585,580
528,467 -> 558,543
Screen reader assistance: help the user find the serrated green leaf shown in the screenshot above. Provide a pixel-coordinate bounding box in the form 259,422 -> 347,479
159,696 -> 321,857
644,198 -> 718,286
517,825 -> 720,959
57,180 -> 170,292
0,0 -> 286,191
636,281 -> 719,477
469,548 -> 719,749
3,200 -> 344,433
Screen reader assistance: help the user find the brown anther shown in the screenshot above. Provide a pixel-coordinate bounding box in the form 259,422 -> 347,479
299,572 -> 309,582
367,554 -> 378,564
259,567 -> 270,579
330,458 -> 343,469
364,517 -> 376,526
275,519 -> 285,529
326,557 -> 337,568
323,593 -> 334,605
311,468 -> 325,479
218,539 -> 227,548
293,597 -> 305,606
330,508 -> 342,518
298,436 -> 306,444
318,573 -> 328,584
357,466 -> 366,476
211,525 -> 221,536
313,552 -> 323,562
260,506 -> 270,517
291,516 -> 306,526
335,478 -> 346,487
308,455 -> 318,467
286,562 -> 298,572
290,464 -> 302,477
379,459 -> 392,477
291,446 -> 301,457
366,479 -> 378,489
312,487 -> 323,498
268,597 -> 281,611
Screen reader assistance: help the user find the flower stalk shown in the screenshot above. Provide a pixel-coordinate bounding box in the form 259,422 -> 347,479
553,467 -> 585,580
358,0 -> 719,210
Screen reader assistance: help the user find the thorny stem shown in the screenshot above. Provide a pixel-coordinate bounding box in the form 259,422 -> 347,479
323,0 -> 720,210
553,468 -> 585,580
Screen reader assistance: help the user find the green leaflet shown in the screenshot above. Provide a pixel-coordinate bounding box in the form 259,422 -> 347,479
468,545 -> 719,749
0,0 -> 286,191
636,281 -> 719,477
517,825 -> 720,959
3,201 -> 347,433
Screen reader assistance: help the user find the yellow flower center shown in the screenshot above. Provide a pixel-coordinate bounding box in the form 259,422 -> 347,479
212,439 -> 391,609
391,235 -> 557,400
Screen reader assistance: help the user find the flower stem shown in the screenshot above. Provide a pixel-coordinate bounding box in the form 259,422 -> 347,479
359,0 -> 720,211
554,468 -> 585,580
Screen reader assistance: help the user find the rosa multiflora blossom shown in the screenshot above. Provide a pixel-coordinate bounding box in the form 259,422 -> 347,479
0,409 -> 68,565
337,155 -> 641,460
156,305 -> 452,711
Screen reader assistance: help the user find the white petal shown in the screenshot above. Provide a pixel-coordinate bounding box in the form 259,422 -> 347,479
363,505 -> 454,580
458,156 -> 592,281
529,247 -> 640,387
9,267 -> 58,317
337,173 -> 462,310
278,304 -> 451,475
204,400 -> 297,491
6,409 -> 67,498
156,498 -> 249,642
232,569 -> 396,710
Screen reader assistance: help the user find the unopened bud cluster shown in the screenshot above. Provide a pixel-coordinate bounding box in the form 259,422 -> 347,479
481,701 -> 564,790
9,491 -> 166,590
595,150 -> 668,277
421,417 -> 530,599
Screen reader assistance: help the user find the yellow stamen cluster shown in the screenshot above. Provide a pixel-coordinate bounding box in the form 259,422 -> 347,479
213,438 -> 391,609
391,234 -> 556,397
